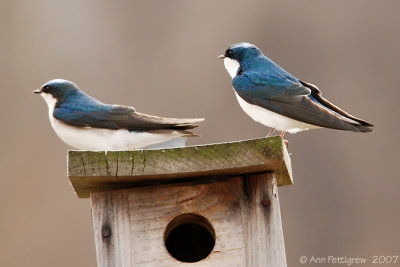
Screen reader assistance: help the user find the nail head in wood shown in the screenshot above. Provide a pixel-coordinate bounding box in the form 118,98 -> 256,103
101,226 -> 111,239
262,197 -> 271,207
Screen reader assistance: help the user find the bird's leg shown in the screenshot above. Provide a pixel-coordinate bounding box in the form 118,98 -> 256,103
266,128 -> 275,137
280,130 -> 289,147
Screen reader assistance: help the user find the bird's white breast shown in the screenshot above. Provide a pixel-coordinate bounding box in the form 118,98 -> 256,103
49,117 -> 185,150
234,92 -> 319,133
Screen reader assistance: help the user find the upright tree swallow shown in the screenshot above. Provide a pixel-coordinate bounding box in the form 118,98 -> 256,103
219,42 -> 373,135
34,79 -> 204,150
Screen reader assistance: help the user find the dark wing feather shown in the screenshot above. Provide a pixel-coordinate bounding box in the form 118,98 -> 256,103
233,73 -> 372,132
299,80 -> 374,127
54,103 -> 204,130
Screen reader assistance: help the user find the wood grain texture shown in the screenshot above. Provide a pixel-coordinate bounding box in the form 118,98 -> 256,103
241,173 -> 287,267
91,178 -> 246,267
68,137 -> 292,198
90,173 -> 286,267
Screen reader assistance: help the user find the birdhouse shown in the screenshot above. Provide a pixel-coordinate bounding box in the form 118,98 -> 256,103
68,136 -> 293,267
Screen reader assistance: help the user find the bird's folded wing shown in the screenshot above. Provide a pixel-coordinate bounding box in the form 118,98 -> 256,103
232,73 -> 368,131
54,103 -> 204,130
299,80 -> 373,127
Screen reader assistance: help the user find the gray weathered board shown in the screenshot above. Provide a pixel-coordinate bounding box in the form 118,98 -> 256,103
91,173 -> 287,267
68,136 -> 292,198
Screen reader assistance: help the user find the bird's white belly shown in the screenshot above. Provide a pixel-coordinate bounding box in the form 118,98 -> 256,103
49,115 -> 184,150
235,92 -> 319,133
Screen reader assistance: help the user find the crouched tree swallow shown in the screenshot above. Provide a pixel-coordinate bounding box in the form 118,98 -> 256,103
219,42 -> 373,135
34,79 -> 204,150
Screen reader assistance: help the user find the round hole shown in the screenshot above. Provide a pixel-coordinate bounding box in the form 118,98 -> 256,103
164,213 -> 215,263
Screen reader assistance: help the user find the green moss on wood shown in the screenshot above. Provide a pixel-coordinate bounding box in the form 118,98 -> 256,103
68,137 -> 292,198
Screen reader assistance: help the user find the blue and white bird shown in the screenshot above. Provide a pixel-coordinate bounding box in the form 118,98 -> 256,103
219,42 -> 373,135
34,79 -> 204,150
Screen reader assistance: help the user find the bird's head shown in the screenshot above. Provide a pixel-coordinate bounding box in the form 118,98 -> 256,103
33,79 -> 80,107
219,42 -> 262,78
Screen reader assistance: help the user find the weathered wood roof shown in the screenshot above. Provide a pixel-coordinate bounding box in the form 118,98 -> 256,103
68,136 -> 292,198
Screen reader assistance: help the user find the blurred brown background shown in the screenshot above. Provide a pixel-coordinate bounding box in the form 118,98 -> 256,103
1,0 -> 399,266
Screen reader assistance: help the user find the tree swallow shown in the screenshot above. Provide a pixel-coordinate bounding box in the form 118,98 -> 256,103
219,42 -> 373,136
34,79 -> 204,150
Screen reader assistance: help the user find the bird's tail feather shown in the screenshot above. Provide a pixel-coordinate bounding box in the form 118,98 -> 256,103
126,111 -> 205,130
352,123 -> 373,133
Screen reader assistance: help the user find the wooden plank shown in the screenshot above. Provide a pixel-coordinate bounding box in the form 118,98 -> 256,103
68,137 -> 292,198
91,190 -> 134,266
91,177 -> 247,267
240,172 -> 287,267
90,173 -> 287,266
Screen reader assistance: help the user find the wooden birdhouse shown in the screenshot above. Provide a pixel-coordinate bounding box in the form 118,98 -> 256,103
67,136 -> 293,267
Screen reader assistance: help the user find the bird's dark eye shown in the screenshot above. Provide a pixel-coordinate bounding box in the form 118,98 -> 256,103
42,85 -> 51,93
225,49 -> 233,57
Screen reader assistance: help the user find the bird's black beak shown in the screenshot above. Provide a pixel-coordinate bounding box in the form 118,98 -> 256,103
33,89 -> 42,94
218,55 -> 225,59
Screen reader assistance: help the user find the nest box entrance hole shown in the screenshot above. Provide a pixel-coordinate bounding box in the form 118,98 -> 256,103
164,213 -> 215,263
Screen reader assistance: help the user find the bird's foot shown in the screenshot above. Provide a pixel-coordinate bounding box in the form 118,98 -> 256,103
283,139 -> 289,148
